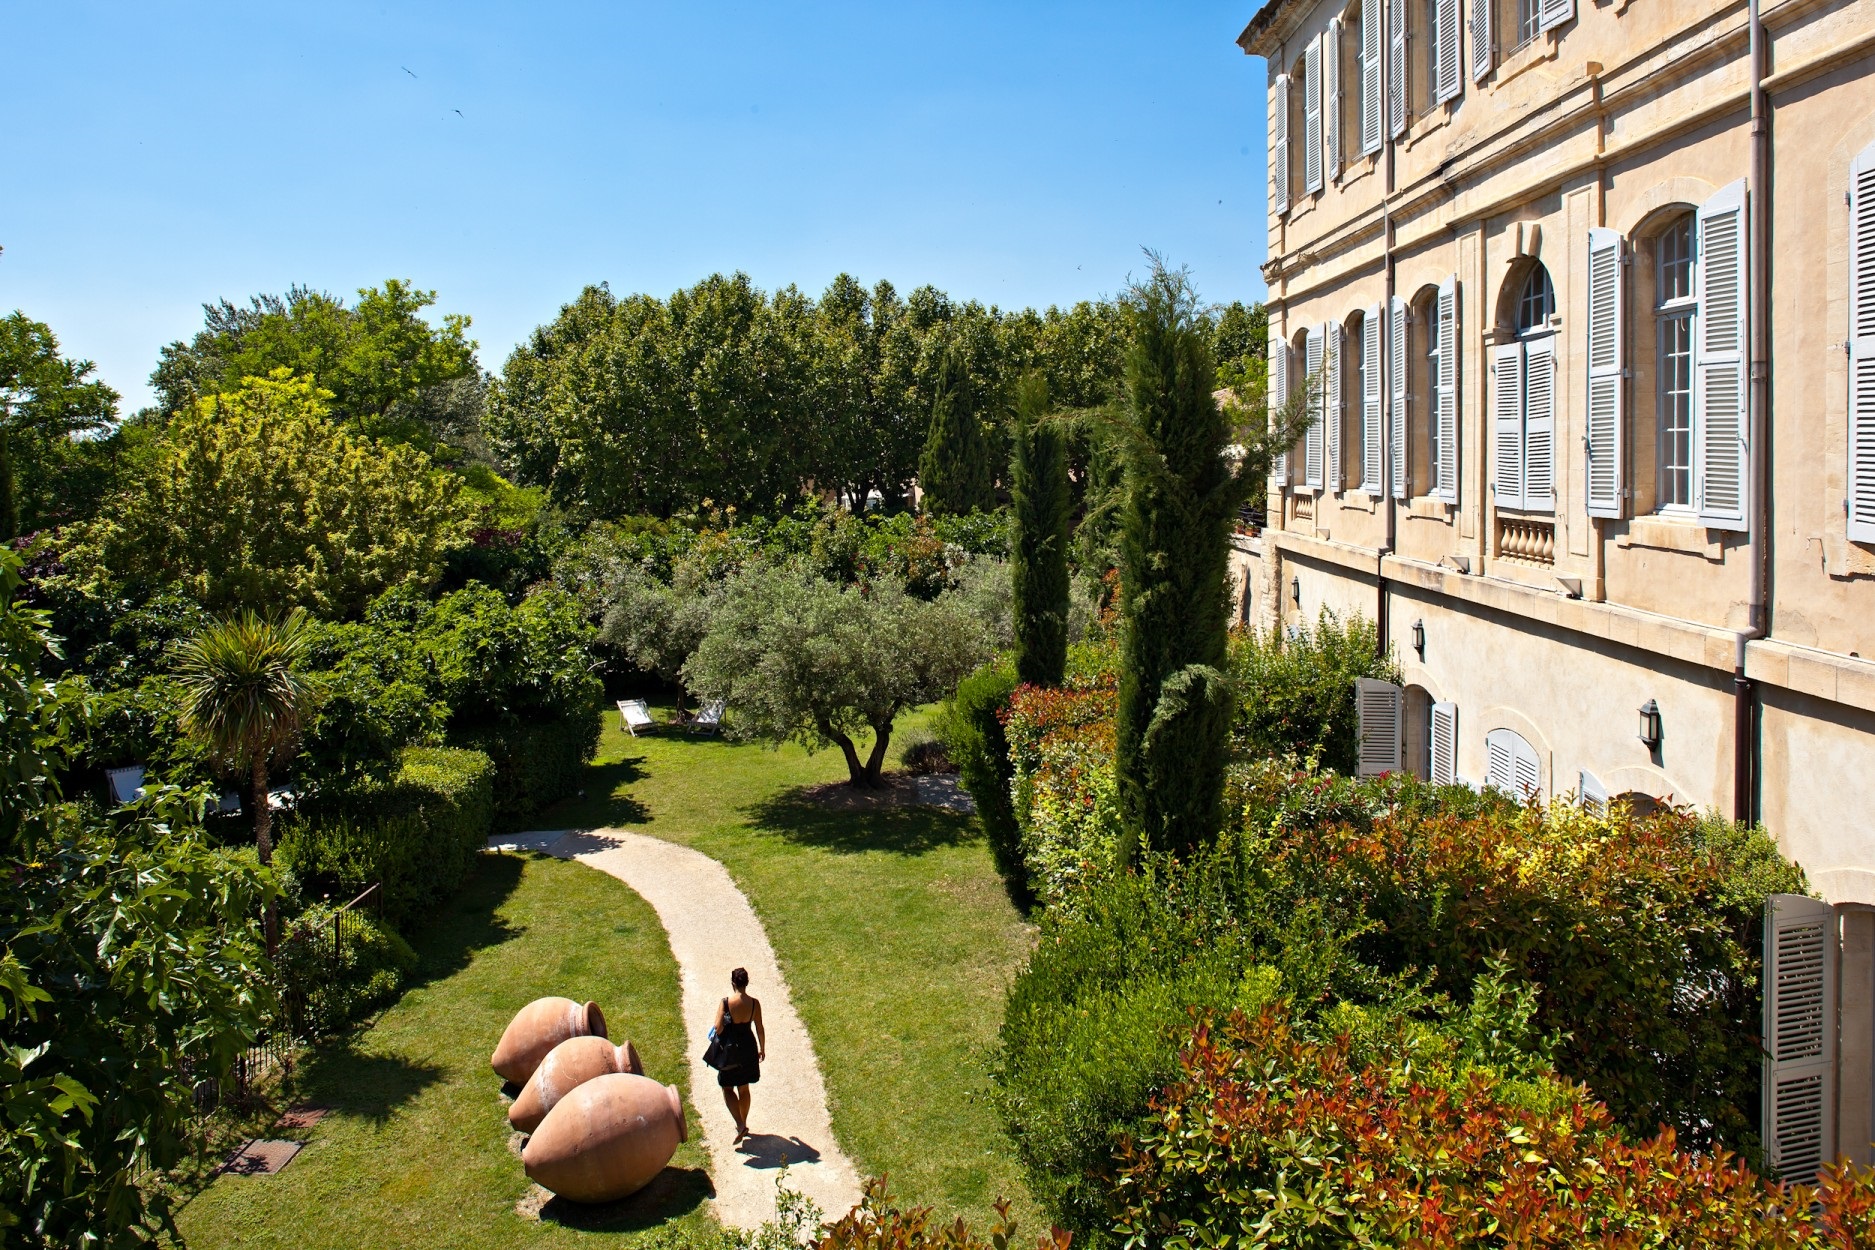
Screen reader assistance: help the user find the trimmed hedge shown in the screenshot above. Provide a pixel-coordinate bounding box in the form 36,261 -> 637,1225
934,661 -> 1025,901
279,745 -> 495,923
1227,610 -> 1400,773
1004,673 -> 1119,907
455,711 -> 600,822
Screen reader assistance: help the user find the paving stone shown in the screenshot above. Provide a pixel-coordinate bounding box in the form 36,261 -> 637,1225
221,1139 -> 303,1176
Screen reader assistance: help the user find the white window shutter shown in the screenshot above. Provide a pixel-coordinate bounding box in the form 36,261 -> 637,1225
1304,39 -> 1324,195
1485,728 -> 1540,798
1585,228 -> 1626,519
1391,296 -> 1410,498
1436,276 -> 1459,503
1361,0 -> 1383,155
1429,701 -> 1458,784
1304,327 -> 1326,488
1270,331 -> 1290,485
1513,737 -> 1541,797
1848,145 -> 1875,542
1326,20 -> 1343,183
1524,336 -> 1556,511
1763,893 -> 1838,1187
1492,341 -> 1526,509
1435,0 -> 1462,104
1696,179 -> 1749,531
1271,75 -> 1291,218
1362,304 -> 1384,493
1326,321 -> 1344,490
1356,678 -> 1404,776
1388,0 -> 1409,138
1578,769 -> 1607,814
1539,0 -> 1574,33
1470,0 -> 1493,81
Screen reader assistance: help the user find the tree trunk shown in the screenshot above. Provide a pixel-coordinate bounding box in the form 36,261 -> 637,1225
253,757 -> 278,958
862,722 -> 894,788
830,730 -> 869,788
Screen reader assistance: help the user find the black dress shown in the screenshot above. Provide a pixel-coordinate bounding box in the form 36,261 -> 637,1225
715,998 -> 760,1089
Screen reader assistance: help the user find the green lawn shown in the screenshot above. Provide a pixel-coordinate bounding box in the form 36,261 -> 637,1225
176,706 -> 1037,1244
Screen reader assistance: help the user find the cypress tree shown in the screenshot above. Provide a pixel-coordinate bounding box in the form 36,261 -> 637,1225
1010,372 -> 1070,687
918,358 -> 995,516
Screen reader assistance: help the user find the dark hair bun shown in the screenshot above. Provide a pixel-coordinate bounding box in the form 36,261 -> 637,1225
730,967 -> 749,990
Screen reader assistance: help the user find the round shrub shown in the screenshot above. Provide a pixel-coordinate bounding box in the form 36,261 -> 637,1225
897,735 -> 954,776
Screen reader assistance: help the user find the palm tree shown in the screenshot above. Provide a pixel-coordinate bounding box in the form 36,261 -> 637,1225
174,610 -> 316,953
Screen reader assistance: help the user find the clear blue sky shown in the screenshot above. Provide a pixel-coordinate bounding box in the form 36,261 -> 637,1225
2,2 -> 1269,412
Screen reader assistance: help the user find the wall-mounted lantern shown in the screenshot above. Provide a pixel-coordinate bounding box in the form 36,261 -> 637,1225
1638,699 -> 1663,749
1411,618 -> 1426,658
1290,575 -> 1301,607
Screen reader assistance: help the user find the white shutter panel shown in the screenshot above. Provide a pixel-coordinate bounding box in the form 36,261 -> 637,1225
1390,296 -> 1409,499
1356,679 -> 1404,776
1436,276 -> 1459,503
1697,179 -> 1749,530
1325,21 -> 1343,183
1429,702 -> 1457,784
1388,0 -> 1409,138
1492,341 -> 1526,509
1326,321 -> 1344,491
1524,336 -> 1556,511
1271,75 -> 1291,218
1539,0 -> 1574,33
1304,327 -> 1326,488
1578,769 -> 1607,814
1764,893 -> 1838,1186
1513,737 -> 1541,797
1270,332 -> 1290,485
1850,145 -> 1875,542
1361,0 -> 1383,155
1585,228 -> 1626,519
1470,0 -> 1494,82
1485,729 -> 1515,792
1304,39 -> 1324,195
1435,0 -> 1462,104
1362,304 -> 1383,493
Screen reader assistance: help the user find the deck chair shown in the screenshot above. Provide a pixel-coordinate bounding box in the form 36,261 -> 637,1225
617,698 -> 657,737
690,699 -> 726,733
105,765 -> 147,805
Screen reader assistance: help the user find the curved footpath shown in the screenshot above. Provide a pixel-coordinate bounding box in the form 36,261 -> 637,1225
489,828 -> 863,1230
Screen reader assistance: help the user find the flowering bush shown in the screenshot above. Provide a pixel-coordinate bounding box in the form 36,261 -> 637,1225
1005,668 -> 1121,906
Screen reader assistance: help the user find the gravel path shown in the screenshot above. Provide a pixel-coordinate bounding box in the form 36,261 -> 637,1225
490,828 -> 863,1230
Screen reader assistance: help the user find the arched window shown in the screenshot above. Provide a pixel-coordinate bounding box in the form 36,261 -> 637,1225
1491,261 -> 1557,512
1408,287 -> 1438,496
1343,308 -> 1366,489
1516,264 -> 1555,335
1484,728 -> 1541,797
1654,213 -> 1697,510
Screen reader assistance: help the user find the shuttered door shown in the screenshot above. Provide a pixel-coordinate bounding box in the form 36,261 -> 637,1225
1696,179 -> 1749,531
1849,144 -> 1875,543
1435,0 -> 1462,104
1388,0 -> 1408,138
1492,342 -> 1526,509
1585,228 -> 1626,518
1539,0 -> 1575,32
1271,331 -> 1290,485
1325,321 -> 1343,491
1356,679 -> 1404,776
1429,702 -> 1458,784
1305,327 -> 1326,488
1325,21 -> 1342,183
1763,894 -> 1838,1186
1363,304 -> 1384,493
1524,336 -> 1556,511
1391,296 -> 1410,498
1361,0 -> 1383,155
1271,75 -> 1290,217
1304,39 -> 1324,195
1437,276 -> 1459,503
1470,0 -> 1493,81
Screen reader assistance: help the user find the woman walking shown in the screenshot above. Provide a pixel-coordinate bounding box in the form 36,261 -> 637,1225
716,967 -> 765,1144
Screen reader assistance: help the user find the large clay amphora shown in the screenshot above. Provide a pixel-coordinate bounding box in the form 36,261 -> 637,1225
491,997 -> 607,1085
523,1072 -> 686,1203
510,1035 -> 645,1134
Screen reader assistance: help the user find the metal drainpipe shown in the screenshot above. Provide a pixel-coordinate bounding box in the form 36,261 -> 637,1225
1378,20 -> 1398,658
1735,0 -> 1770,824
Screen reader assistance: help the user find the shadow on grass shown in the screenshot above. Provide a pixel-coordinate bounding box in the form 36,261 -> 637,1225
393,852 -> 529,991
520,755 -> 653,834
535,1164 -> 714,1230
742,789 -> 980,857
293,1046 -> 446,1126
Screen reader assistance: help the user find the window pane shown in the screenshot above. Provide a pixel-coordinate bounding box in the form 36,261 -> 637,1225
1516,265 -> 1554,335
1657,311 -> 1693,507
1658,216 -> 1694,305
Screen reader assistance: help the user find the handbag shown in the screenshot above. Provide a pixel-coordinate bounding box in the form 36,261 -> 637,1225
702,998 -> 731,1070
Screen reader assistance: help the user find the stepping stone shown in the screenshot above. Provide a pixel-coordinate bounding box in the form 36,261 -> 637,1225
221,1139 -> 303,1176
275,1104 -> 329,1131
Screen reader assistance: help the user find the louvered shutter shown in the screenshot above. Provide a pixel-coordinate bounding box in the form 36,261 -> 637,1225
1764,893 -> 1838,1187
1304,327 -> 1326,488
1524,336 -> 1556,511
1435,0 -> 1462,103
1436,276 -> 1459,503
1585,228 -> 1626,518
1271,332 -> 1290,485
1325,21 -> 1342,183
1470,0 -> 1493,81
1391,296 -> 1409,498
1485,729 -> 1515,792
1356,679 -> 1404,776
1362,305 -> 1384,492
1848,145 -> 1875,542
1388,0 -> 1409,138
1429,702 -> 1458,784
1492,341 -> 1526,509
1327,320 -> 1342,491
1539,0 -> 1574,33
1697,179 -> 1749,530
1271,75 -> 1291,217
1304,39 -> 1324,195
1578,769 -> 1607,814
1361,0 -> 1383,155
1513,737 -> 1541,797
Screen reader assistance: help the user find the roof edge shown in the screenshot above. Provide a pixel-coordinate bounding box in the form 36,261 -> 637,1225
1236,0 -> 1304,57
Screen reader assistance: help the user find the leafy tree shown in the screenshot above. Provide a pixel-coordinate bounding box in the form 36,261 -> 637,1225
598,561 -> 717,713
76,370 -> 469,616
1010,374 -> 1071,687
684,564 -> 989,787
1207,299 -> 1268,390
918,358 -> 996,517
0,312 -> 119,540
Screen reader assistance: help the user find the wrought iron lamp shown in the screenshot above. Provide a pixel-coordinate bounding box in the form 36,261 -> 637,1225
1638,699 -> 1662,749
1290,575 -> 1301,606
1412,619 -> 1426,658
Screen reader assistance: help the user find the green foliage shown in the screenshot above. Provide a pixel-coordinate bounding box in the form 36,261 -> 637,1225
919,358 -> 997,517
814,1178 -> 1069,1250
935,660 -> 1025,899
1009,374 -> 1069,687
1003,670 -> 1121,907
1229,611 -> 1401,772
74,370 -> 470,617
455,714 -> 600,822
281,745 -> 496,923
275,901 -> 418,1034
0,311 -> 120,540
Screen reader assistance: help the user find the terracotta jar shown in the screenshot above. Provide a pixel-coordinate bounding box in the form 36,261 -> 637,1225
510,1035 -> 645,1134
491,997 -> 607,1085
523,1073 -> 686,1203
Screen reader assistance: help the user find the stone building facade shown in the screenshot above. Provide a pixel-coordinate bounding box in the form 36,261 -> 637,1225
1235,0 -> 1875,1179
